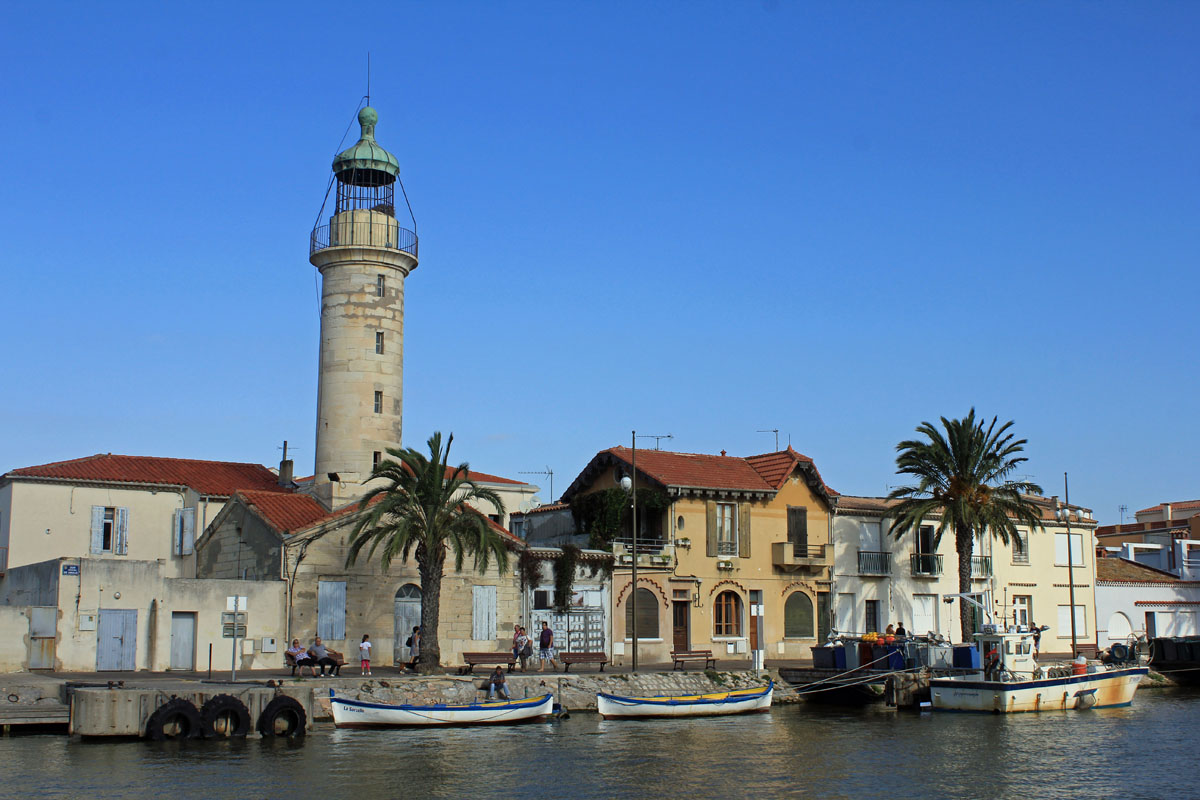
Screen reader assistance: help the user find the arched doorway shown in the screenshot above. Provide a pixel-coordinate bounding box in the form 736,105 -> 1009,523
394,584 -> 422,665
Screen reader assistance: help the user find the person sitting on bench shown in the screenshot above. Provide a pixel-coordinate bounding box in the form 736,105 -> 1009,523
487,665 -> 509,700
309,637 -> 339,677
287,638 -> 317,677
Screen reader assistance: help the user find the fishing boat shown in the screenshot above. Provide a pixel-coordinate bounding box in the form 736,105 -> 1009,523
329,690 -> 554,727
597,681 -> 773,719
929,627 -> 1146,713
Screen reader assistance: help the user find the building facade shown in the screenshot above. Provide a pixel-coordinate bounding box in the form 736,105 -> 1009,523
831,494 -> 1099,655
562,446 -> 837,666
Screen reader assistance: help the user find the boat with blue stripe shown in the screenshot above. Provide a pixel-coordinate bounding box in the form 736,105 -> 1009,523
597,680 -> 773,718
330,689 -> 554,727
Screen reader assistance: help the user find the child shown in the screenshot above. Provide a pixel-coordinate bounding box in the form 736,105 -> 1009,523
359,633 -> 372,676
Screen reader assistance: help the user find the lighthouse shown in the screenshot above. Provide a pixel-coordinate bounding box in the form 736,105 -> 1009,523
309,105 -> 417,507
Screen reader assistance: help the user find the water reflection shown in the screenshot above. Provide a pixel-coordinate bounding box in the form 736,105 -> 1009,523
2,691 -> 1197,799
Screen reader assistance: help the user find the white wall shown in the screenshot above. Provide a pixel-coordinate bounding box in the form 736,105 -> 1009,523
1096,581 -> 1200,642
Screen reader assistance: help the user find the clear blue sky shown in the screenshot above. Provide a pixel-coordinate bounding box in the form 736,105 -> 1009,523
2,3 -> 1196,522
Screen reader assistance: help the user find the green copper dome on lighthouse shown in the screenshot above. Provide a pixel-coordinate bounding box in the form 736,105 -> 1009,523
332,106 -> 400,184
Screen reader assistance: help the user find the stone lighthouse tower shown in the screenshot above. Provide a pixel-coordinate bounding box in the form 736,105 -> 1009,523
309,106 -> 417,507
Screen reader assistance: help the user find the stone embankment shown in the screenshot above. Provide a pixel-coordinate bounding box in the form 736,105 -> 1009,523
310,669 -> 794,720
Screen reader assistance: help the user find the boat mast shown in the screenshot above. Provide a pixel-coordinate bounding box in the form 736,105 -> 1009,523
1061,473 -> 1079,658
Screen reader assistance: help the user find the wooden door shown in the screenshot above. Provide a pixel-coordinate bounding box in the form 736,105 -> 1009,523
170,612 -> 196,670
672,601 -> 690,651
97,609 -> 137,671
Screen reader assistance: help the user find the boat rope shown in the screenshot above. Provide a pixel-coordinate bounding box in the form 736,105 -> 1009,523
790,668 -> 922,697
787,649 -> 908,693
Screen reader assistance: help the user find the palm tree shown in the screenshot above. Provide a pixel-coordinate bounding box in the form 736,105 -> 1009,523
347,432 -> 508,673
887,410 -> 1044,642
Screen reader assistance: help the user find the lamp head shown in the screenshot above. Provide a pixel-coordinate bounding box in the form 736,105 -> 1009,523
619,476 -> 632,492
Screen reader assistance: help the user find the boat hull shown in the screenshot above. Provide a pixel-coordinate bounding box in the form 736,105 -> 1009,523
597,681 -> 773,719
930,667 -> 1147,713
330,691 -> 554,727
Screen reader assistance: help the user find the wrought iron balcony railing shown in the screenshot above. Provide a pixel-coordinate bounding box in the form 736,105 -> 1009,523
910,552 -> 943,576
857,550 -> 892,575
310,221 -> 418,258
971,555 -> 992,577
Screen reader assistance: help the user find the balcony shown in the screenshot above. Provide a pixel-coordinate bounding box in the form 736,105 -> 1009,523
857,550 -> 892,575
310,218 -> 418,259
971,555 -> 992,578
611,538 -> 674,568
910,552 -> 943,577
773,542 -> 828,571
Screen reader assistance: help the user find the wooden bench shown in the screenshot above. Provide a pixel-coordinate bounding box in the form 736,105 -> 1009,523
285,648 -> 345,676
461,652 -> 517,674
561,652 -> 608,672
671,649 -> 716,670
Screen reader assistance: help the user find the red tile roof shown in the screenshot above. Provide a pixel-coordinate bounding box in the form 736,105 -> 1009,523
1136,500 -> 1200,515
510,502 -> 570,518
239,490 -> 330,534
1095,557 -> 1180,583
449,468 -> 527,486
5,453 -> 286,496
745,446 -> 839,495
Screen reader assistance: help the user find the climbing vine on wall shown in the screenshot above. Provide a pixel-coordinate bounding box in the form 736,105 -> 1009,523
517,548 -> 543,591
568,487 -> 671,550
552,543 -> 582,612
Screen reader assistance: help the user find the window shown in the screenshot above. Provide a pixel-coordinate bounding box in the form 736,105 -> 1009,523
912,594 -> 937,636
317,580 -> 346,640
90,506 -> 128,555
376,274 -> 385,297
716,502 -> 737,556
714,591 -> 743,637
1012,595 -> 1032,629
784,592 -> 814,638
533,590 -> 551,610
864,599 -> 880,634
1012,530 -> 1029,564
1055,533 -> 1084,566
817,591 -> 831,643
787,506 -> 808,557
375,331 -> 385,354
916,525 -> 936,554
374,391 -> 383,414
372,451 -> 382,469
1057,604 -> 1087,638
625,587 -> 659,639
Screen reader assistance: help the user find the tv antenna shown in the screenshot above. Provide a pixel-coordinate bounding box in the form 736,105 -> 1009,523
519,467 -> 553,502
366,52 -> 371,105
636,433 -> 673,450
1119,504 -> 1128,525
757,429 -> 780,450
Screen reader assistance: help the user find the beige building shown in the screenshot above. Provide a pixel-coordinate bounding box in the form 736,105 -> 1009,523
562,446 -> 838,666
0,453 -> 290,578
0,556 -> 284,672
196,468 -> 535,668
832,494 -> 1099,655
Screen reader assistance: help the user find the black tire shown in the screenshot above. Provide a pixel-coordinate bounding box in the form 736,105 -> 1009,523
145,698 -> 202,741
201,694 -> 252,739
257,695 -> 307,738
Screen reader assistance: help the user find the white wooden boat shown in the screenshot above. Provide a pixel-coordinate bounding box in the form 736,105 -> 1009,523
930,630 -> 1147,713
597,681 -> 773,719
330,690 -> 554,727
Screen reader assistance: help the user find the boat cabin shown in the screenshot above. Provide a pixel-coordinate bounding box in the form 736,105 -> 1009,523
975,627 -> 1039,679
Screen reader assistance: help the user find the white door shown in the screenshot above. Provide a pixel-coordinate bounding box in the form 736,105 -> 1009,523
836,593 -> 856,634
1012,595 -> 1031,629
912,594 -> 937,637
170,612 -> 196,670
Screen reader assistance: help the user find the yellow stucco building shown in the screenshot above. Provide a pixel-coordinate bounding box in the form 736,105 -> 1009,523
562,446 -> 837,666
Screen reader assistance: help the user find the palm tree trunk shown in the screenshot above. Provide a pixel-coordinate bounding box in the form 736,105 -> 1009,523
955,525 -> 974,643
417,544 -> 445,674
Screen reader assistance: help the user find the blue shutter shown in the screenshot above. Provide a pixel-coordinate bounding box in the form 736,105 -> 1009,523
318,580 -> 347,640
90,507 -> 105,554
114,507 -> 129,555
181,508 -> 195,555
172,510 -> 182,555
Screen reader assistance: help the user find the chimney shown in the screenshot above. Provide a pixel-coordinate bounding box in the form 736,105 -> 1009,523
1164,503 -> 1173,522
720,450 -> 727,457
279,457 -> 294,487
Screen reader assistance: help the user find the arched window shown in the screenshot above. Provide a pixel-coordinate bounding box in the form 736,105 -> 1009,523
625,587 -> 659,640
1107,611 -> 1132,641
784,592 -> 815,638
714,591 -> 743,637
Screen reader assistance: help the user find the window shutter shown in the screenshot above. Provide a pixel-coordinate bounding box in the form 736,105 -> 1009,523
738,503 -> 751,558
172,510 -> 182,555
706,501 -> 718,557
472,585 -> 497,641
115,507 -> 129,555
90,506 -> 105,554
318,580 -> 347,640
181,508 -> 195,555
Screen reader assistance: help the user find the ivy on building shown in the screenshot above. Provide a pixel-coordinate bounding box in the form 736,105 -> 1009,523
568,487 -> 671,551
552,543 -> 582,612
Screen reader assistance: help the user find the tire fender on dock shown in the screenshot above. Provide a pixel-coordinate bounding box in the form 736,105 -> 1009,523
257,695 -> 307,738
145,697 -> 202,740
201,694 -> 252,738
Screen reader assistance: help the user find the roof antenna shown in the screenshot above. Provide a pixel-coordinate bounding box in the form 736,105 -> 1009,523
757,429 -> 779,450
366,52 -> 371,106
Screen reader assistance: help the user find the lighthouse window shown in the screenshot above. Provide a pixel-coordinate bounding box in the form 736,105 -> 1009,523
376,275 -> 385,297
374,391 -> 383,414
375,331 -> 385,354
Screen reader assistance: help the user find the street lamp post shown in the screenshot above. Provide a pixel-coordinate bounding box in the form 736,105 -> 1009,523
620,430 -> 638,673
1058,472 -> 1079,658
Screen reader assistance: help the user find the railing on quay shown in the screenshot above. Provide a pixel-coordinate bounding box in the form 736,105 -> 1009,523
910,552 -> 943,576
858,550 -> 892,575
310,221 -> 418,258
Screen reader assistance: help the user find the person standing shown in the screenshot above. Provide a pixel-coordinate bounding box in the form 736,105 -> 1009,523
537,620 -> 559,672
895,622 -> 907,638
512,624 -> 522,660
359,633 -> 372,676
407,626 -> 421,671
515,626 -> 531,672
1030,621 -> 1041,656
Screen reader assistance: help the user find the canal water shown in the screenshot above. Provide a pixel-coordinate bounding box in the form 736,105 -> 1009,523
3,689 -> 1194,799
